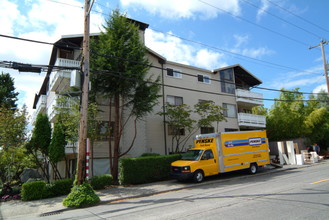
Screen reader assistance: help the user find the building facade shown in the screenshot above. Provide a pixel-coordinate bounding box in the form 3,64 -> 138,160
32,19 -> 266,178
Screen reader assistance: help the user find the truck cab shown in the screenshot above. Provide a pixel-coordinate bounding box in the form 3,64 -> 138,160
171,144 -> 219,183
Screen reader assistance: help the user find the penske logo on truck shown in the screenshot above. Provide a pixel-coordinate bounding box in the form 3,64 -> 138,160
195,138 -> 214,144
224,138 -> 265,147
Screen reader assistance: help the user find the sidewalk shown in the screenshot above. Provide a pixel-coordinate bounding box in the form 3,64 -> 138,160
1,160 -> 327,220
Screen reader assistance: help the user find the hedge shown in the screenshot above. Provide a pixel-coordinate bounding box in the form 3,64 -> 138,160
90,174 -> 113,190
119,154 -> 181,185
21,178 -> 73,201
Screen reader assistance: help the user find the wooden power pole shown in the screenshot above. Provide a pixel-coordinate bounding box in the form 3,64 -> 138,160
310,40 -> 329,95
77,0 -> 91,185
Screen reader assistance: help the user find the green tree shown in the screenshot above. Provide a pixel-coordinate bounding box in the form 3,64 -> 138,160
0,72 -> 19,109
159,103 -> 195,153
0,106 -> 31,183
90,10 -> 161,181
0,105 -> 28,151
304,107 -> 329,148
194,100 -> 226,132
316,90 -> 329,110
266,88 -> 306,141
29,113 -> 51,181
49,120 -> 66,164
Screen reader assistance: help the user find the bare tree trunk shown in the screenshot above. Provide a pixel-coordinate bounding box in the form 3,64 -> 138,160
111,94 -> 120,182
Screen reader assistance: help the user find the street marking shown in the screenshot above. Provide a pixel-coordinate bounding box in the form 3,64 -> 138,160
310,178 -> 329,184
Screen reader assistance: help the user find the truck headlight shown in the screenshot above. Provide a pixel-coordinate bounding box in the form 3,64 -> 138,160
182,166 -> 191,173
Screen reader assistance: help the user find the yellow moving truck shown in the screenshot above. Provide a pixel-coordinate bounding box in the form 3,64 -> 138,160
171,130 -> 270,183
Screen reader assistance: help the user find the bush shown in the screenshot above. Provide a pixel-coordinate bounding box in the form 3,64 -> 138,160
90,174 -> 113,190
21,181 -> 47,201
62,182 -> 100,208
119,154 -> 182,185
140,153 -> 160,157
47,178 -> 73,197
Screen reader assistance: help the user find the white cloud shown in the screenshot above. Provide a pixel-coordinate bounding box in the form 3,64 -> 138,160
231,34 -> 274,58
120,0 -> 241,19
256,0 -> 270,21
145,29 -> 227,69
313,84 -> 328,93
0,0 -> 104,116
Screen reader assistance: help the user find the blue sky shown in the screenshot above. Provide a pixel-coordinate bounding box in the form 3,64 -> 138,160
0,0 -> 328,116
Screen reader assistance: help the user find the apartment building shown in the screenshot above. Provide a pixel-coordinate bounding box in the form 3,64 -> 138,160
32,19 -> 265,178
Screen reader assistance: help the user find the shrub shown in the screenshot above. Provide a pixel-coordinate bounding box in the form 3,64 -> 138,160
140,153 -> 160,157
90,174 -> 113,190
119,154 -> 181,185
21,181 -> 47,201
62,182 -> 100,208
47,178 -> 73,197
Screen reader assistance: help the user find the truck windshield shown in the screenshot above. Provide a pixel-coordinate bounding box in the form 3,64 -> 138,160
181,150 -> 203,161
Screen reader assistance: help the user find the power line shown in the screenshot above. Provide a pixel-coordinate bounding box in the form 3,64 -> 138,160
91,50 -> 323,96
198,0 -> 313,47
267,0 -> 329,35
241,0 -> 322,39
91,68 -> 325,103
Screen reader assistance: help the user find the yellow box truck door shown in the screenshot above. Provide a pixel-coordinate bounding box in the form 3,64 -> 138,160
199,149 -> 218,176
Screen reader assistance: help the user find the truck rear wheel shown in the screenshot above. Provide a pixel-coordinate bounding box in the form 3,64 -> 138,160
249,163 -> 258,174
193,170 -> 204,183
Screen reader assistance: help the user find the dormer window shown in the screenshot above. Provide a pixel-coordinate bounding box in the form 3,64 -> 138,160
167,68 -> 182,78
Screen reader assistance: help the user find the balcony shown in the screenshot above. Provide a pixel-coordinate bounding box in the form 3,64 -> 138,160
31,95 -> 47,125
49,58 -> 81,92
238,113 -> 266,128
47,95 -> 78,122
236,89 -> 263,107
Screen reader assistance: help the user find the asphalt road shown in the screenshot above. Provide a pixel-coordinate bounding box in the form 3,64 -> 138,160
37,163 -> 329,220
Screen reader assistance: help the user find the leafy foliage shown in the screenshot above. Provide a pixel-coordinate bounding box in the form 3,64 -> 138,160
47,178 -> 74,197
0,72 -> 19,109
63,182 -> 100,208
49,121 -> 66,163
90,174 -> 113,190
31,114 -> 51,155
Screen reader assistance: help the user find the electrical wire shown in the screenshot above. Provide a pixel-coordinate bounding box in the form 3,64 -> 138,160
198,0 -> 312,47
90,68 -> 326,103
241,0 -> 322,39
267,0 -> 329,35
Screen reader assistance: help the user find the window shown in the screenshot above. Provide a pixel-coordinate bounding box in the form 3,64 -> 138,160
220,68 -> 235,94
223,103 -> 237,118
167,95 -> 183,105
197,74 -> 211,84
202,150 -> 214,160
167,68 -> 182,78
59,49 -> 74,59
200,127 -> 215,134
168,125 -> 185,136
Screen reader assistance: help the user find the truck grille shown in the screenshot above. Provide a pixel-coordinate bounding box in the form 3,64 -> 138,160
172,166 -> 182,173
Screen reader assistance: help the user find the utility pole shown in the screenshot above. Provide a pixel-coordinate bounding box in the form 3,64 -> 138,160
309,40 -> 329,95
77,0 -> 92,185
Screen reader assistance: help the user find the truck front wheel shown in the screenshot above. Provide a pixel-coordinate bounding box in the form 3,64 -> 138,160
193,170 -> 204,183
249,163 -> 258,174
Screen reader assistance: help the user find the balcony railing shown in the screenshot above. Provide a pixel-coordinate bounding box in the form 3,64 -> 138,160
49,58 -> 81,92
238,113 -> 266,128
236,89 -> 263,106
47,95 -> 77,122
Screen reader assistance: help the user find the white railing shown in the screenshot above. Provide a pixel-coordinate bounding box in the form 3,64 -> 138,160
238,113 -> 266,128
236,89 -> 263,106
47,95 -> 77,122
55,58 -> 81,68
49,58 -> 81,91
